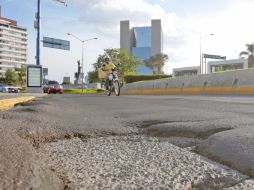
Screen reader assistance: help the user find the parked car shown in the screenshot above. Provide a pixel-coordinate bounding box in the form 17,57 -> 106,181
0,83 -> 20,93
43,84 -> 64,94
0,83 -> 8,93
8,86 -> 21,93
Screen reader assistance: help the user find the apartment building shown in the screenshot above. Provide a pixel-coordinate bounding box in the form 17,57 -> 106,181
0,8 -> 27,77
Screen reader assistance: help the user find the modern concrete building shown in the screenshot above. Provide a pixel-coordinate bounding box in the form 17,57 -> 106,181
120,20 -> 162,74
207,59 -> 248,73
173,66 -> 201,77
0,8 -> 27,77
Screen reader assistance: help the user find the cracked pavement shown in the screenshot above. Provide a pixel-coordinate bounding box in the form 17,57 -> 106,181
0,94 -> 254,189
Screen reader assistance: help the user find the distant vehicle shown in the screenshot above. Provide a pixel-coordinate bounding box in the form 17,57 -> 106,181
47,80 -> 59,85
0,83 -> 20,93
43,84 -> 64,94
8,87 -> 20,93
0,83 -> 8,93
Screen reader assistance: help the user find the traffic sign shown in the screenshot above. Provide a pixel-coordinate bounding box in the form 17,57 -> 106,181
43,37 -> 70,50
203,54 -> 226,60
43,68 -> 48,76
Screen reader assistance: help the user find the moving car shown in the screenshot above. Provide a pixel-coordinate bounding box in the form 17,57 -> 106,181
43,84 -> 64,94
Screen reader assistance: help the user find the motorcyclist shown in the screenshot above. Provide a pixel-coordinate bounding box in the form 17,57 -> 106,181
101,57 -> 117,90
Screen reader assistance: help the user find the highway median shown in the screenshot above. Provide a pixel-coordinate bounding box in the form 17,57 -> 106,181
0,96 -> 36,110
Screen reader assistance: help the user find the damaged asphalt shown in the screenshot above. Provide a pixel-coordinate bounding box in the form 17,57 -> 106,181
0,94 -> 254,189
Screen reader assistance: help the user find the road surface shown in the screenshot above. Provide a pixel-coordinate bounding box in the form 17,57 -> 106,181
1,94 -> 254,189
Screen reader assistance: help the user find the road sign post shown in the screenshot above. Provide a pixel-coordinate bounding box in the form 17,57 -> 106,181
202,54 -> 226,74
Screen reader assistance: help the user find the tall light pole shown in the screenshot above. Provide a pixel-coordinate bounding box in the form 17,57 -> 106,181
200,33 -> 214,74
67,33 -> 98,92
35,0 -> 67,65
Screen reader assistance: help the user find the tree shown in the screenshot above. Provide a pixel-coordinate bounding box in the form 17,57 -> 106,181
239,43 -> 254,68
89,48 -> 142,83
15,66 -> 26,86
0,77 -> 6,83
5,69 -> 18,85
87,70 -> 100,83
145,53 -> 169,74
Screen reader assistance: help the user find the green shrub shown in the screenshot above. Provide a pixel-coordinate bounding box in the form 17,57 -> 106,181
20,87 -> 27,93
64,88 -> 104,94
124,74 -> 172,83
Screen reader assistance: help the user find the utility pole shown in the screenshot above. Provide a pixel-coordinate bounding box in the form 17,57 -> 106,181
35,0 -> 67,65
36,0 -> 40,65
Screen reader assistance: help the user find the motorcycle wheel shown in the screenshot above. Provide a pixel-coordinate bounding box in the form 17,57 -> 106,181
113,80 -> 120,96
106,85 -> 111,96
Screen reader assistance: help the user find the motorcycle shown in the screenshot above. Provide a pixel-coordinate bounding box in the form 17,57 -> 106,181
105,70 -> 120,96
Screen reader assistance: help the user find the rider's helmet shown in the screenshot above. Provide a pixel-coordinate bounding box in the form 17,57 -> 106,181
104,56 -> 110,62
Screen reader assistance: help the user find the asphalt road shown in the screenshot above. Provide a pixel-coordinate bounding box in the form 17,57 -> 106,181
1,94 -> 254,189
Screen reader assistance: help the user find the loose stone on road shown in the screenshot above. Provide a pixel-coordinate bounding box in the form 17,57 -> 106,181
40,136 -> 252,190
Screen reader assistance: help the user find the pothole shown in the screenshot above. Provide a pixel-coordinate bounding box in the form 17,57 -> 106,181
133,120 -> 254,181
194,146 -> 254,179
15,100 -> 49,107
157,136 -> 202,148
39,136 -> 251,190
17,106 -> 38,112
144,127 -> 233,139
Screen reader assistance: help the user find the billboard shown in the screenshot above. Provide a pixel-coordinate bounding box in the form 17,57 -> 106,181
27,65 -> 42,87
43,37 -> 70,50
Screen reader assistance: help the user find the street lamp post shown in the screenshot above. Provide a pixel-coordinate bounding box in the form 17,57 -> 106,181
200,33 -> 214,74
35,0 -> 67,65
67,33 -> 98,92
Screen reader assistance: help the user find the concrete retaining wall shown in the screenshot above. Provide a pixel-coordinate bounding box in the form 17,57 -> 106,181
122,69 -> 254,95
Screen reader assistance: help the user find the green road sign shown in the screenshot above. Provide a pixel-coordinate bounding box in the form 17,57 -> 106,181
203,54 -> 226,60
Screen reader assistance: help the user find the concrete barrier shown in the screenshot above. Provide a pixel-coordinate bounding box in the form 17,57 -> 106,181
122,69 -> 254,95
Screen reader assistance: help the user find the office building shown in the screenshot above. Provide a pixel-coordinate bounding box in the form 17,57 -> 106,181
0,7 -> 27,77
173,66 -> 201,77
120,20 -> 162,74
207,59 -> 248,73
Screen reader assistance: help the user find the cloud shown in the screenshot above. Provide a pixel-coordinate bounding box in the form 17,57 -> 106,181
41,0 -> 254,81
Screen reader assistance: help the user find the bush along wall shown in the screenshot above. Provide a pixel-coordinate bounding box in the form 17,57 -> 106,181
124,74 -> 172,83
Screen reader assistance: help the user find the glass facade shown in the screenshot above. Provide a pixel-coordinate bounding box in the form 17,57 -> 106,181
133,27 -> 151,47
132,27 -> 152,74
132,47 -> 151,61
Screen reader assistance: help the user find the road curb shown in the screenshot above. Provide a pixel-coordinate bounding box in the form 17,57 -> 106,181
0,96 -> 36,110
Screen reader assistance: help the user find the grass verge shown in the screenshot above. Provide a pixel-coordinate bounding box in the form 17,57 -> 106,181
64,88 -> 105,94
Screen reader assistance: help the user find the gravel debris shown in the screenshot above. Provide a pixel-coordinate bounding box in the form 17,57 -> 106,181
40,136 -> 254,189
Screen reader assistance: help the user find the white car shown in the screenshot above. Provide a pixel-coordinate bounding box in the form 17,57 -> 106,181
0,84 -> 9,93
0,84 -> 20,93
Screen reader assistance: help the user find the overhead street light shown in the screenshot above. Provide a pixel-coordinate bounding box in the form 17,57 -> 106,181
200,33 -> 214,74
54,0 -> 67,6
67,33 -> 98,92
35,0 -> 67,66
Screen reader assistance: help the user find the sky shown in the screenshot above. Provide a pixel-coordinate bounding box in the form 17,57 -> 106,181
1,0 -> 254,82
